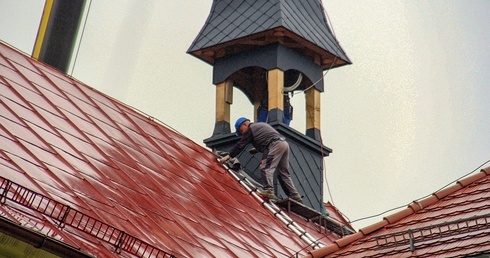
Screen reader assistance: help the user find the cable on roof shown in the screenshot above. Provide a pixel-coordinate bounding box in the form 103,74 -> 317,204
321,0 -> 336,37
284,73 -> 303,92
283,56 -> 339,210
317,133 -> 335,206
286,56 -> 338,99
349,158 -> 490,224
94,92 -> 194,143
75,84 -> 192,140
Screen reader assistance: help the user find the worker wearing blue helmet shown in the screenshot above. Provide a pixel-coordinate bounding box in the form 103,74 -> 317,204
234,117 -> 249,136
219,117 -> 302,202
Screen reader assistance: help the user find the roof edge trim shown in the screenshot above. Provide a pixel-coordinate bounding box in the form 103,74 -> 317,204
457,170 -> 487,187
383,207 -> 414,224
0,216 -> 93,258
358,220 -> 389,236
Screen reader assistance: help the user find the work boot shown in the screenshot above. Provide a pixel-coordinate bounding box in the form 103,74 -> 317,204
290,195 -> 303,203
257,189 -> 277,200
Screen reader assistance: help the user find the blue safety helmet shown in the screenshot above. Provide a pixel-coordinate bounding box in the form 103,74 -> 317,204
234,117 -> 249,136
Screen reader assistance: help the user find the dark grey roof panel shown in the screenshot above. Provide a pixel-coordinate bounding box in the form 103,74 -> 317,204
188,0 -> 280,52
188,0 -> 350,65
279,0 -> 349,63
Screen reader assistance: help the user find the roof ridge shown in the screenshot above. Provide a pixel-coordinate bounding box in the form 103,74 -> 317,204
371,212 -> 490,251
304,166 -> 490,258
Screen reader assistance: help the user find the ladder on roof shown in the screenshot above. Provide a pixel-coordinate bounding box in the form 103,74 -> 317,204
218,154 -> 355,238
220,158 -> 353,247
219,160 -> 324,249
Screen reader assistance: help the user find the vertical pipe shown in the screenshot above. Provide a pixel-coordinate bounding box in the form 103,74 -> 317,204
32,0 -> 55,60
32,0 -> 86,73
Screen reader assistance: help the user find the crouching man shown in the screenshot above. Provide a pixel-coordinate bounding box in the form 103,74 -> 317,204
220,117 -> 302,202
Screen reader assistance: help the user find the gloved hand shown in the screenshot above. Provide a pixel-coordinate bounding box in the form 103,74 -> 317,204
248,147 -> 258,154
218,154 -> 231,164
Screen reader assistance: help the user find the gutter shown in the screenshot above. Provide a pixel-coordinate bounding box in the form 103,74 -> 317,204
0,216 -> 93,258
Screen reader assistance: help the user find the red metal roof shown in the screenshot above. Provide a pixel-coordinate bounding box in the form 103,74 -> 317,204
0,41 -> 346,257
306,166 -> 490,258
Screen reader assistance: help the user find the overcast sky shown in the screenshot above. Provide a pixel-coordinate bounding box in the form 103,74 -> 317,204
1,0 -> 489,230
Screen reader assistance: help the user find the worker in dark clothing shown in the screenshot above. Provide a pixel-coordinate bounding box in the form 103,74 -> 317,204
219,117 -> 302,202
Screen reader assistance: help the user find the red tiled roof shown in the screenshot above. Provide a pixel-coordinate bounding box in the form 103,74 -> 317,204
0,41 -> 344,257
306,167 -> 490,258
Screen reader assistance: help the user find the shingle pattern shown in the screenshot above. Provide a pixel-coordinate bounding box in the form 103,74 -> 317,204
187,0 -> 350,64
306,167 -> 490,258
0,41 -> 345,257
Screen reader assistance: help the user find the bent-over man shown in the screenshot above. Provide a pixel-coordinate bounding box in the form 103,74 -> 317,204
220,117 -> 302,202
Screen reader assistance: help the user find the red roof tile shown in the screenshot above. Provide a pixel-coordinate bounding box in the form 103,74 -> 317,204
0,41 -> 346,257
306,167 -> 490,258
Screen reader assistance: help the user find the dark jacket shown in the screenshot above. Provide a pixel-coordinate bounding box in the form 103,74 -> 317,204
229,122 -> 284,158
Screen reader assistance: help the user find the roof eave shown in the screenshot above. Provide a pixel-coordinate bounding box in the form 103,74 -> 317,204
187,28 -> 352,70
0,216 -> 93,258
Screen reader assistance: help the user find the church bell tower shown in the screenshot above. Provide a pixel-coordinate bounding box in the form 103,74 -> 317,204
188,0 -> 350,212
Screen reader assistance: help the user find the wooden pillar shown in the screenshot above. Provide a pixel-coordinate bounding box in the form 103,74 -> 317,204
267,68 -> 284,123
305,87 -> 321,141
253,100 -> 260,122
267,69 -> 284,110
212,80 -> 233,135
216,80 -> 233,122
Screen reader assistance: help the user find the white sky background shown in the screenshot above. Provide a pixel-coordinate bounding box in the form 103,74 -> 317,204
1,0 -> 489,230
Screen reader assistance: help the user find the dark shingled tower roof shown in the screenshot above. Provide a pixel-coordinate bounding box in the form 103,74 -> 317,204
187,0 -> 351,70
